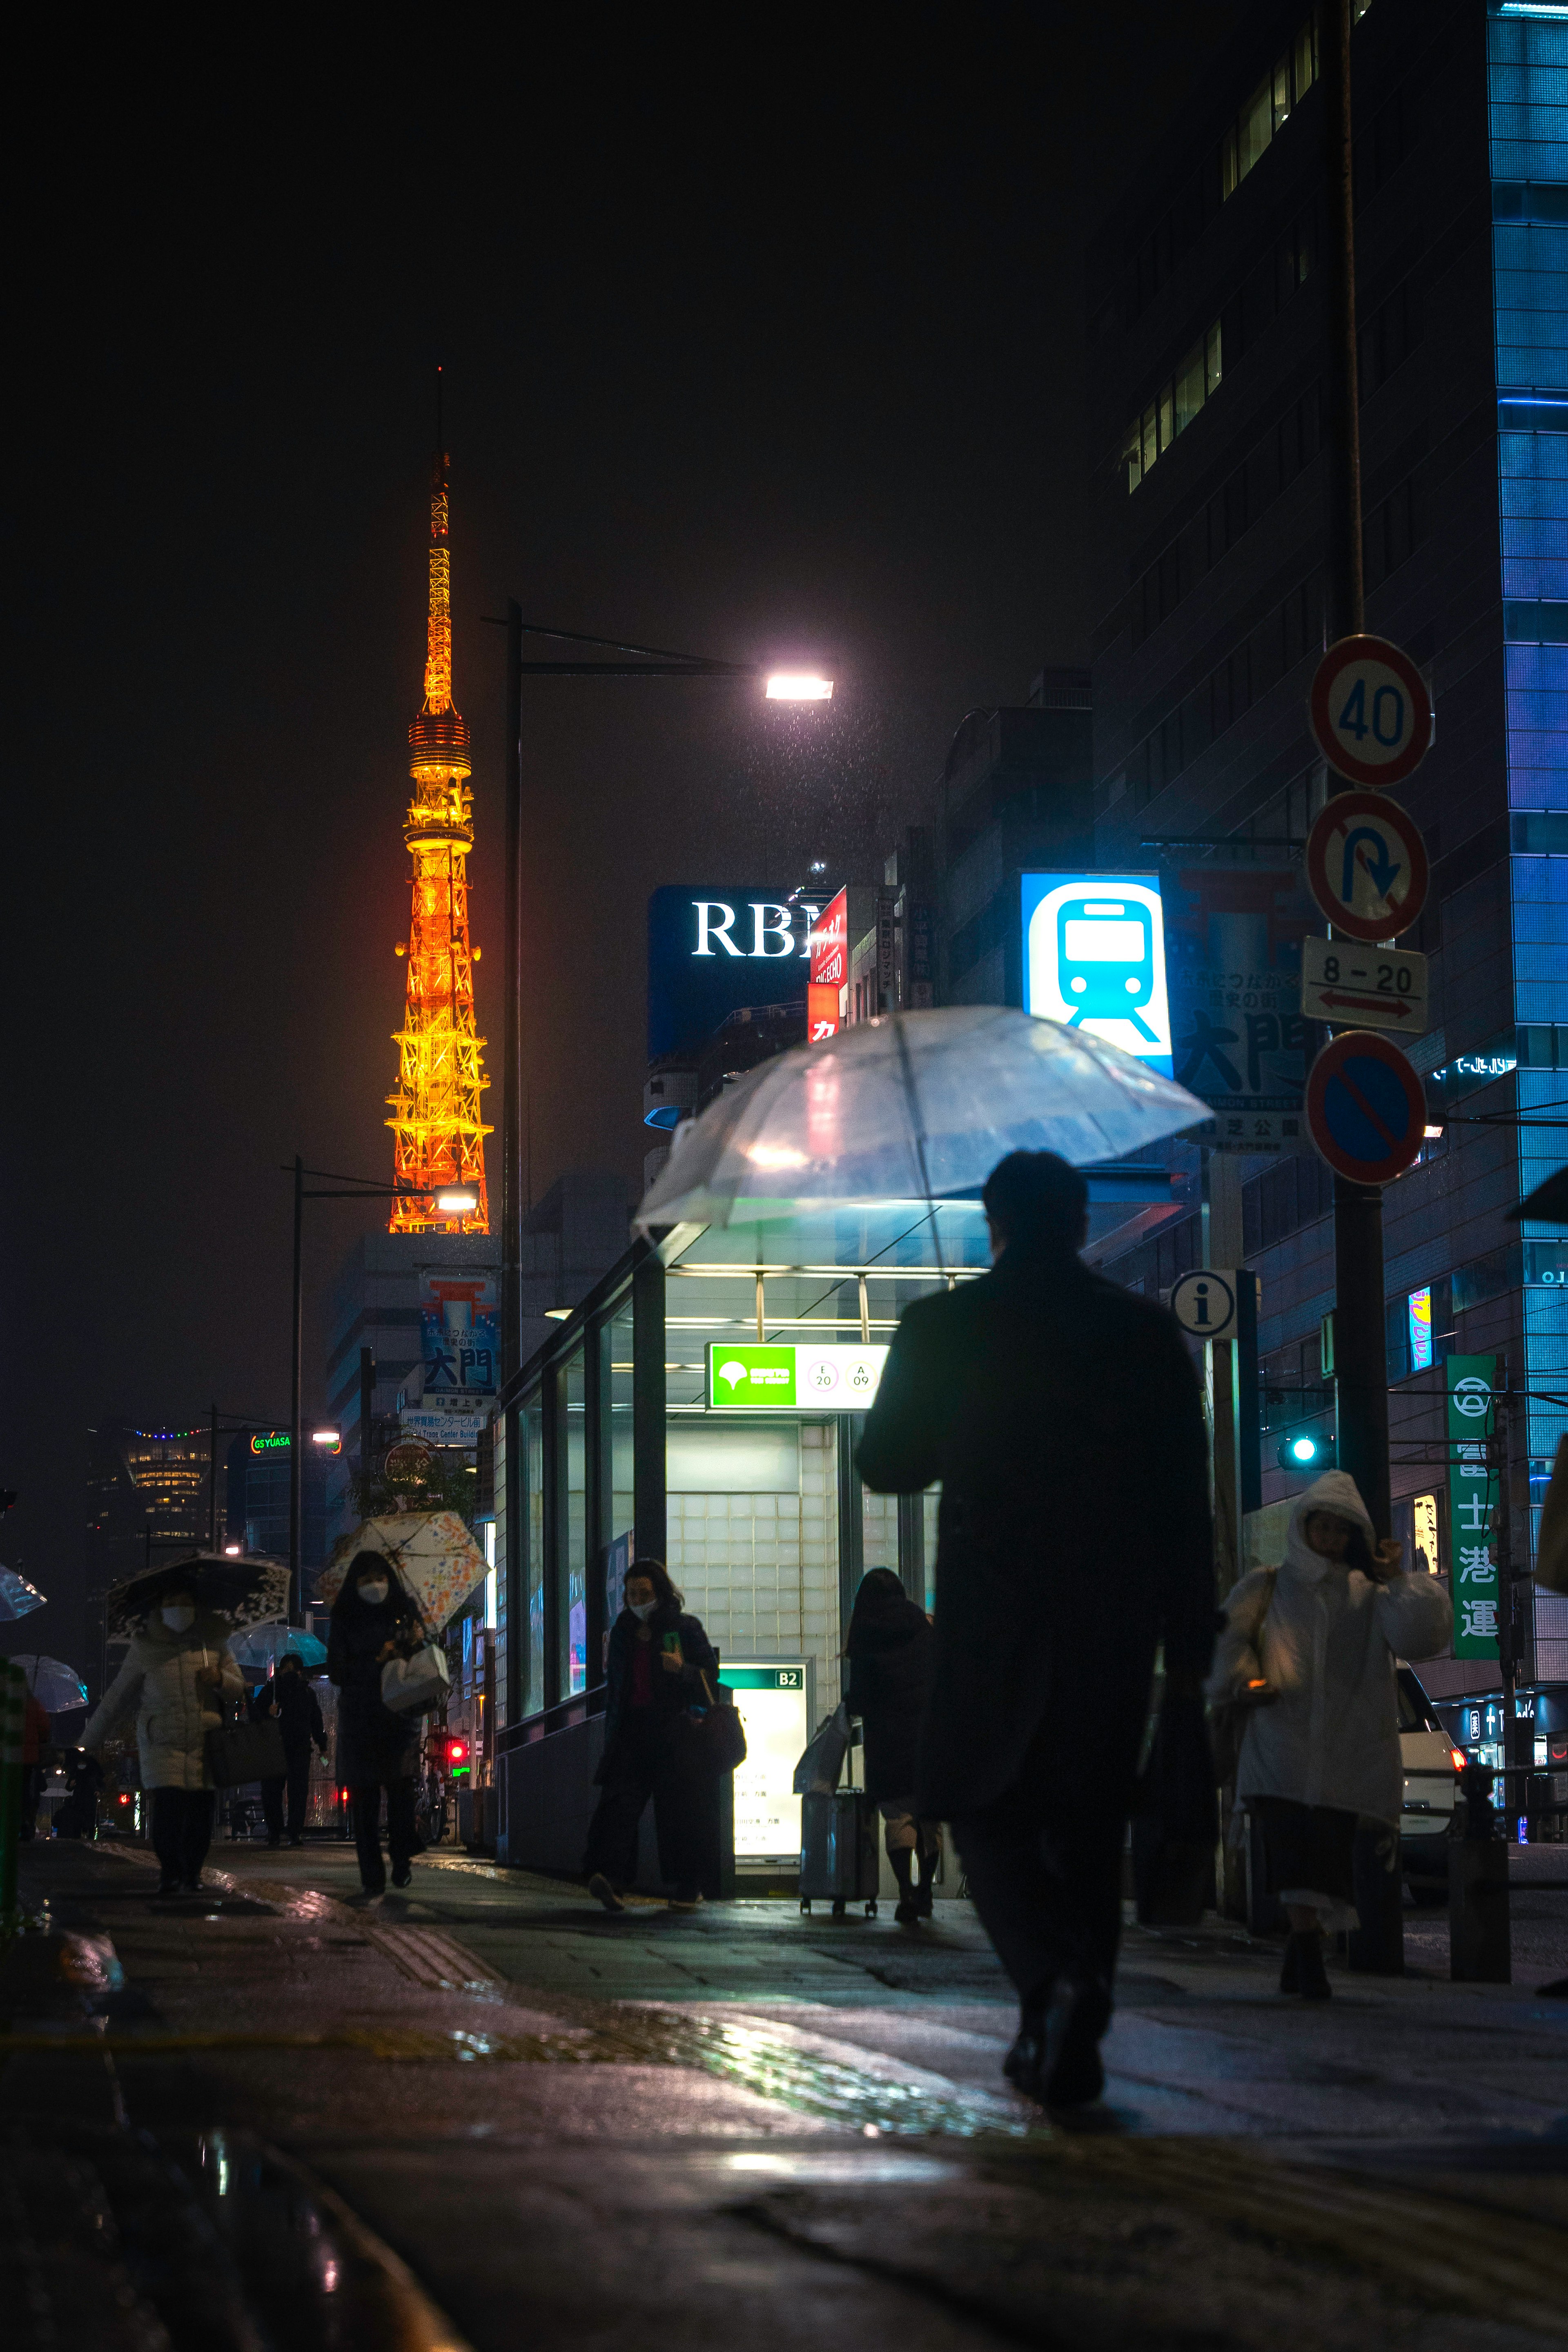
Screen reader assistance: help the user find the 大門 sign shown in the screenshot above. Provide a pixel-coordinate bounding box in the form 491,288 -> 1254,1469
1161,866 -> 1316,1152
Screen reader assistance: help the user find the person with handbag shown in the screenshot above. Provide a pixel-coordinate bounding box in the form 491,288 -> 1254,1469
1208,1469 -> 1450,1999
249,1653 -> 328,1847
584,1560 -> 720,1914
844,1568 -> 941,1924
327,1554 -> 425,1895
83,1581 -> 243,1895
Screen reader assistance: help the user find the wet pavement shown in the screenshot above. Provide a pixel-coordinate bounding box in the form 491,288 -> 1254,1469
3,1831 -> 1566,2348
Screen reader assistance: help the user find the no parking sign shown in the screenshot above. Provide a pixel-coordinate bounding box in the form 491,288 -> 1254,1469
1305,1031 -> 1427,1184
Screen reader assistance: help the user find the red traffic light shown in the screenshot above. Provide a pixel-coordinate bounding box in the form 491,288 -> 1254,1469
448,1740 -> 468,1764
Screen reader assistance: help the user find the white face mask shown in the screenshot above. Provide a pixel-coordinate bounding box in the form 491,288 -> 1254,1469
162,1604 -> 196,1632
358,1580 -> 389,1607
628,1599 -> 656,1622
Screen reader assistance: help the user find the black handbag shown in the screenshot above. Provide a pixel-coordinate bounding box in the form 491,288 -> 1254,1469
205,1715 -> 288,1788
694,1672 -> 748,1773
1131,1681 -> 1219,1927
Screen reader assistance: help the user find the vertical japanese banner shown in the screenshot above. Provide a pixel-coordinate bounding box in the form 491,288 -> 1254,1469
808,887 -> 846,1041
1447,1354 -> 1501,1661
1161,866 -> 1315,1151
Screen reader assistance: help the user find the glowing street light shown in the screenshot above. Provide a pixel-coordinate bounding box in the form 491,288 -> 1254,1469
311,1427 -> 341,1449
434,1181 -> 481,1214
764,673 -> 833,702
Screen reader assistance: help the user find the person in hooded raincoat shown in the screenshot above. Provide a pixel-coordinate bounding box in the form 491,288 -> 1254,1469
1207,1468 -> 1450,1998
83,1581 -> 244,1894
844,1568 -> 941,1924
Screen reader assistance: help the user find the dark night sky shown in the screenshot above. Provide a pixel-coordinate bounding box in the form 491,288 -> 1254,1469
7,4 -> 1249,1662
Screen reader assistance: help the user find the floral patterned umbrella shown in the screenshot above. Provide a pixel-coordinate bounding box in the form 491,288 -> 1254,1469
317,1512 -> 488,1633
105,1552 -> 290,1642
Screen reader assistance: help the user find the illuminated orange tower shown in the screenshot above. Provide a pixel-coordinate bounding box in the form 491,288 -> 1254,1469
386,416 -> 492,1232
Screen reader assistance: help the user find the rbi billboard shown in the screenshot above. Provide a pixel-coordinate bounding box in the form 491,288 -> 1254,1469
648,886 -> 824,1060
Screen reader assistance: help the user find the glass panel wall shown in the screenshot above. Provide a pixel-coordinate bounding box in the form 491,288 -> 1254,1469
521,1390 -> 545,1722
598,1293 -> 636,1678
558,1344 -> 588,1696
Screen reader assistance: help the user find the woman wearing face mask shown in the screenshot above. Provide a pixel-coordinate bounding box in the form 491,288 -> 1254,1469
327,1553 -> 424,1896
584,1560 -> 719,1913
1208,1470 -> 1450,1999
84,1580 -> 244,1895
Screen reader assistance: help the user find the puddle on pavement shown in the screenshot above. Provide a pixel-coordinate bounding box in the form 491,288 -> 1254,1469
712,2149 -> 962,2184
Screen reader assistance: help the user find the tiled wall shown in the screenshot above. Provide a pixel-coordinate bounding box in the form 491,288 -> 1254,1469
666,1422 -> 846,1711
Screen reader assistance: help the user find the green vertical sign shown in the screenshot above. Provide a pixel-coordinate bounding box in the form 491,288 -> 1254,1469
1447,1354 -> 1500,1661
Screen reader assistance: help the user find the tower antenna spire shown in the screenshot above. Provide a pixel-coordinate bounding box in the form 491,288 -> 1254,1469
385,389 -> 492,1234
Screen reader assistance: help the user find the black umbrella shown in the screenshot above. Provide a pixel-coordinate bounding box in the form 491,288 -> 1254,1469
1510,1166 -> 1568,1224
104,1552 -> 290,1642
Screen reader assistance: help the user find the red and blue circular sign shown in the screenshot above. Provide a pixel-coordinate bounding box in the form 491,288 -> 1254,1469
1305,1031 -> 1427,1185
1308,634 -> 1433,788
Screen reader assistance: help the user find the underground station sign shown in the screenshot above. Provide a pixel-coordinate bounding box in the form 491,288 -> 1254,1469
1308,634 -> 1433,789
1305,1030 -> 1428,1184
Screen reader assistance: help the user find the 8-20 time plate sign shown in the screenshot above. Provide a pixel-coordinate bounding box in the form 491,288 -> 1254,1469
1309,634 -> 1433,788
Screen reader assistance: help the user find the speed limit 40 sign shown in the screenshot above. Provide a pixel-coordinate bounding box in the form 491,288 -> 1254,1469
1309,633 -> 1433,788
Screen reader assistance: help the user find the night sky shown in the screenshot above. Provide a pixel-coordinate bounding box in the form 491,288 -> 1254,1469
7,4 -> 1249,1662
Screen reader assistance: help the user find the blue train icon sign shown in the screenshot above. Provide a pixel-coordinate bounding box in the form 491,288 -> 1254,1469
1022,873 -> 1172,1074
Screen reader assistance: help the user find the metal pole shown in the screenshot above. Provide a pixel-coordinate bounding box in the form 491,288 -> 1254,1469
502,598 -> 523,1394
359,1345 -> 376,1502
290,1152 -> 303,1623
1321,0 -> 1390,1538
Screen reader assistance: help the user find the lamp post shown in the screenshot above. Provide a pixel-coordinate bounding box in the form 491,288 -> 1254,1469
483,609 -> 833,1394
284,1161 -> 480,1620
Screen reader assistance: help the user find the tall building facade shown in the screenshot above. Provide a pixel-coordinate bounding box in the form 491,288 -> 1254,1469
1083,0 -> 1568,1697
386,425 -> 492,1234
84,1423 -> 221,1702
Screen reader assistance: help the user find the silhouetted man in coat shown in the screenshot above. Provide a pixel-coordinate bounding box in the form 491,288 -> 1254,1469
857,1150 -> 1215,2108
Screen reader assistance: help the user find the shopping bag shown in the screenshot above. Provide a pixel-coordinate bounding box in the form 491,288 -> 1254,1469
1131,1682 -> 1218,1927
205,1716 -> 288,1788
381,1644 -> 451,1714
792,1700 -> 851,1795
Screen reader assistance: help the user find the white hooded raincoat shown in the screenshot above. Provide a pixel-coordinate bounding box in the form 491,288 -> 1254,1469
85,1616 -> 244,1791
1207,1471 -> 1450,1827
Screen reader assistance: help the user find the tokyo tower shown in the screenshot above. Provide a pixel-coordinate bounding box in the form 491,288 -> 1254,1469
385,412 -> 492,1233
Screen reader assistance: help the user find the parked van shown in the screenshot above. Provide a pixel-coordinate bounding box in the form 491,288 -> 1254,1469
1399,1665 -> 1465,1901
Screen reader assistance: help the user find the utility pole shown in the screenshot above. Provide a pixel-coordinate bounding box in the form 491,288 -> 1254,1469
290,1152 -> 304,1622
1320,0 -> 1390,1537
359,1346 -> 376,1497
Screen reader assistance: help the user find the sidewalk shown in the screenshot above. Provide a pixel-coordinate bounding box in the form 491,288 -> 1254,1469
3,1832 -> 1566,2350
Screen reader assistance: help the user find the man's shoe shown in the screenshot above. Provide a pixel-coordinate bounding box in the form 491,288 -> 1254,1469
391,1864 -> 412,1889
287,1835 -> 303,1848
154,1878 -> 182,1898
182,1876 -> 205,1894
588,1873 -> 626,1913
1039,1975 -> 1110,2109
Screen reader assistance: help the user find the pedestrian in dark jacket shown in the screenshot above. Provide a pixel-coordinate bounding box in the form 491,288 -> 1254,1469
584,1560 -> 719,1913
249,1653 -> 329,1848
857,1150 -> 1216,2109
845,1568 -> 940,1924
327,1555 -> 424,1895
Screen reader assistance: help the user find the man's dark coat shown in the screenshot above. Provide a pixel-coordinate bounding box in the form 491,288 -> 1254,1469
855,1243 -> 1214,1818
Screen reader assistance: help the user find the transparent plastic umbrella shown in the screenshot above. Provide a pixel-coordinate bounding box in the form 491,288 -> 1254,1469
10,1655 -> 87,1712
227,1625 -> 328,1672
0,1566 -> 47,1622
636,1006 -> 1209,1233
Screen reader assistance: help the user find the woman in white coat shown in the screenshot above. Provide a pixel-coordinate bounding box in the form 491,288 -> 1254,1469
85,1582 -> 243,1895
1208,1470 -> 1450,2000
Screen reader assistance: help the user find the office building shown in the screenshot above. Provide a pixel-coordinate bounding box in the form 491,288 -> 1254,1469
1081,0 -> 1566,1696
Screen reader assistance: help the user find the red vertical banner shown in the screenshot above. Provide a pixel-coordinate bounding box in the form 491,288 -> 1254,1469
808,887 -> 847,1041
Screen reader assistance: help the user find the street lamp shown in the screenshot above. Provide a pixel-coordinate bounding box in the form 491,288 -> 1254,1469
311,1428 -> 341,1449
434,1181 -> 481,1214
484,610 -> 834,1397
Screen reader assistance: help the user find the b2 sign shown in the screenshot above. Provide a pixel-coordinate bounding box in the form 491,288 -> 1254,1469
1021,873 -> 1173,1076
1308,634 -> 1433,788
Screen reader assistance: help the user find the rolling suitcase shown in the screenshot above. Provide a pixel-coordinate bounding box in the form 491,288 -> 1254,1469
799,1788 -> 879,1918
